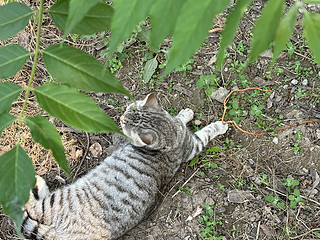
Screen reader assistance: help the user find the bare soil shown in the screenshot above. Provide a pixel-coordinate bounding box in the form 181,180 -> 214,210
1,0 -> 320,239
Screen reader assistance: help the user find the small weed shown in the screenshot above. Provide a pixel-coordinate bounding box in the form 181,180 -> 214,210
259,174 -> 270,186
286,41 -> 295,59
222,137 -> 235,150
198,202 -> 224,240
218,183 -> 225,191
282,177 -> 299,192
196,74 -> 219,95
175,185 -> 191,195
108,56 -> 123,73
288,188 -> 304,209
249,104 -> 264,118
292,143 -> 302,154
265,195 -> 286,210
314,232 -> 320,238
227,100 -> 244,124
247,184 -> 256,190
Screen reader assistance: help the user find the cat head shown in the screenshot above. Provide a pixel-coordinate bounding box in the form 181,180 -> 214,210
120,93 -> 177,150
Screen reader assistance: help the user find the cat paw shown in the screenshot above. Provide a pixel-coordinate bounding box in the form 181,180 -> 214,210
25,176 -> 49,208
176,108 -> 194,123
212,121 -> 228,134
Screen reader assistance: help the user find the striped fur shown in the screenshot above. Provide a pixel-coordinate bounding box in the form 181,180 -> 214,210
21,93 -> 228,240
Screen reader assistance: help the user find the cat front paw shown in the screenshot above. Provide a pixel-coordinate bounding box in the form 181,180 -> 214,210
176,108 -> 194,123
24,176 -> 49,209
212,121 -> 228,135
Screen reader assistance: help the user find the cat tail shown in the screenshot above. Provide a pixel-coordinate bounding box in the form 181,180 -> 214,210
21,211 -> 58,240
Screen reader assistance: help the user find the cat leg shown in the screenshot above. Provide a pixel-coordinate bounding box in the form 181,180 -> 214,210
175,108 -> 194,124
187,121 -> 228,161
22,175 -> 53,239
21,211 -> 60,240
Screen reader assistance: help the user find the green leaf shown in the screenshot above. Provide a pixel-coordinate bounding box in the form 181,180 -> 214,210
277,202 -> 286,210
248,0 -> 284,62
42,44 -> 131,97
143,57 -> 158,83
0,82 -> 23,114
293,188 -> 300,196
34,83 -> 121,133
0,113 -> 16,136
63,0 -> 100,37
162,0 -> 229,79
216,0 -> 253,69
109,0 -> 154,52
0,2 -> 33,40
0,44 -> 30,78
271,5 -> 298,66
0,145 -> 36,229
25,115 -> 71,177
303,12 -> 320,66
149,0 -> 185,50
49,0 -> 113,35
265,195 -> 273,202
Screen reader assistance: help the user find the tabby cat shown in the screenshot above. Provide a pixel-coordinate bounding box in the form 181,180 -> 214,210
21,93 -> 228,240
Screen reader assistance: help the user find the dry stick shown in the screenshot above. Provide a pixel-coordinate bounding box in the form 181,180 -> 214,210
221,87 -> 320,135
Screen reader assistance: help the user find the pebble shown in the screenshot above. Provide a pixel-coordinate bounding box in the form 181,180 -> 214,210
272,137 -> 279,145
291,79 -> 298,85
302,79 -> 308,86
209,87 -> 230,103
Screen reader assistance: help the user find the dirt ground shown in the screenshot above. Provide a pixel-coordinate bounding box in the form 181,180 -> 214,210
1,0 -> 320,239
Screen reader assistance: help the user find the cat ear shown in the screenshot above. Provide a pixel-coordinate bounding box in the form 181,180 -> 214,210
139,133 -> 154,145
142,93 -> 160,110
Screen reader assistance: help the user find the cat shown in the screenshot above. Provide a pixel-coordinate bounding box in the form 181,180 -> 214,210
21,93 -> 228,240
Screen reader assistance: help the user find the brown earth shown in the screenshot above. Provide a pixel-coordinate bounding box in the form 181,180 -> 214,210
1,0 -> 320,239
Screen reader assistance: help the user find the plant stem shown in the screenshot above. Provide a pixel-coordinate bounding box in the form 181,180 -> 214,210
18,0 -> 44,141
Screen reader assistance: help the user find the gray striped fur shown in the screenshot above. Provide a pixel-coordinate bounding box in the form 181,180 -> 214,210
21,93 -> 228,240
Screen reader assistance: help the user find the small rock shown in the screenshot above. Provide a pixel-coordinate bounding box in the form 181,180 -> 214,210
272,137 -> 279,145
194,120 -> 202,126
316,129 -> 320,139
291,79 -> 298,85
205,197 -> 215,206
283,85 -> 289,89
216,206 -> 226,214
252,76 -> 273,86
207,55 -> 217,66
89,142 -> 102,157
302,79 -> 308,86
227,190 -> 255,203
260,49 -> 273,58
209,87 -> 230,103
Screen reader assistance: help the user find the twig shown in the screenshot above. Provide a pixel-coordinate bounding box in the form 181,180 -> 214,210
171,169 -> 198,198
73,132 -> 90,179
